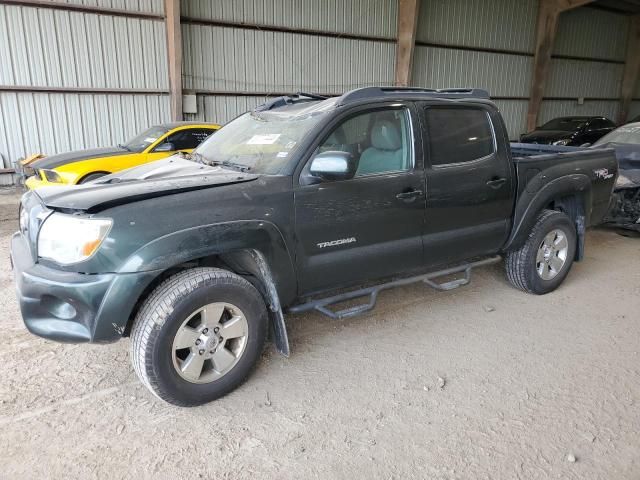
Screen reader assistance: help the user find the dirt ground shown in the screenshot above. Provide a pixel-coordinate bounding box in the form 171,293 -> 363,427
0,187 -> 638,480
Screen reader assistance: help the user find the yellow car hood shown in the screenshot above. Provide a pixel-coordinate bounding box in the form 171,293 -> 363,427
28,146 -> 132,170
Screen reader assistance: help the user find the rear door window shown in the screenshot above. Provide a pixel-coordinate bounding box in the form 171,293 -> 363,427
425,107 -> 495,166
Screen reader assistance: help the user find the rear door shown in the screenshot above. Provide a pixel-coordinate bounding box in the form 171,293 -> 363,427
420,104 -> 515,267
294,104 -> 426,294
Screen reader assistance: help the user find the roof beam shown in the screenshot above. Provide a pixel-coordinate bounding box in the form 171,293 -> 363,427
618,16 -> 640,123
526,0 -> 595,131
0,0 -> 163,20
395,0 -> 420,86
165,0 -> 183,121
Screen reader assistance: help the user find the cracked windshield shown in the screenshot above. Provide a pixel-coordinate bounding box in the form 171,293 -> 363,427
193,98 -> 338,174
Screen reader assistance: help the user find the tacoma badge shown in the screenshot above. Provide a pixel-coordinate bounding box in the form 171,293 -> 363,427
317,237 -> 357,249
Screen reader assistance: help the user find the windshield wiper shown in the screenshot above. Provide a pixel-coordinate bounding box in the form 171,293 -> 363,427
210,160 -> 251,172
117,143 -> 131,152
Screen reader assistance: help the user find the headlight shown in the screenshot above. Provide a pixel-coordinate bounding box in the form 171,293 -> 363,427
19,204 -> 28,234
38,213 -> 112,265
552,139 -> 570,146
41,169 -> 63,183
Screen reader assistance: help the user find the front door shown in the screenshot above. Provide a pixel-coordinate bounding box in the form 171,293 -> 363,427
420,104 -> 515,268
294,105 -> 426,294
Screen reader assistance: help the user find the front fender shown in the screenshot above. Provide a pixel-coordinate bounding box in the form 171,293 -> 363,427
118,220 -> 297,305
503,174 -> 592,251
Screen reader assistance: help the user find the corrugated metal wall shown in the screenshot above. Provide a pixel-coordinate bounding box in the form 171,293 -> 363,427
415,0 -> 538,52
544,7 -> 629,126
553,7 -> 628,61
0,2 -> 169,169
412,0 -> 537,139
412,0 -> 630,139
182,25 -> 395,94
180,0 -> 397,124
183,95 -> 270,124
0,0 -> 635,171
61,0 -> 164,14
182,0 -> 397,38
412,47 -> 532,97
0,92 -> 169,165
0,6 -> 167,89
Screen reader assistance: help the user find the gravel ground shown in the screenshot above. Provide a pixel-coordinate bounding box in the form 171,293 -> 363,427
0,188 -> 639,479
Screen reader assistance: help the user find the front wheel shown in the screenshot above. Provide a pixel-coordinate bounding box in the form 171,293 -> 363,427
505,209 -> 577,295
130,268 -> 268,406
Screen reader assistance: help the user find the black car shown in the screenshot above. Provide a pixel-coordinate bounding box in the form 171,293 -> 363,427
520,116 -> 616,146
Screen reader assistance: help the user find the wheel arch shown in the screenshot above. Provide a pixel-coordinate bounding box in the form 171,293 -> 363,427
77,170 -> 111,184
504,174 -> 592,258
118,221 -> 296,356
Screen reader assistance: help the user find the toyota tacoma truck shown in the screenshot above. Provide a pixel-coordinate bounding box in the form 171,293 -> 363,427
11,87 -> 618,406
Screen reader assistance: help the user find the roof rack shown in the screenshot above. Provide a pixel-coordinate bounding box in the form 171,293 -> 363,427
254,92 -> 329,112
337,87 -> 490,105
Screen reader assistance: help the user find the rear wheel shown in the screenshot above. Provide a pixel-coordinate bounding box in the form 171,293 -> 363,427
505,209 -> 576,295
130,268 -> 268,406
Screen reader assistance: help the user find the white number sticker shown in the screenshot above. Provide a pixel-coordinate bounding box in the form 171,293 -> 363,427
247,134 -> 281,145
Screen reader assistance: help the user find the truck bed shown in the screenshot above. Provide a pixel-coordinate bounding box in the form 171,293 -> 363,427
507,142 -> 618,233
510,142 -> 584,159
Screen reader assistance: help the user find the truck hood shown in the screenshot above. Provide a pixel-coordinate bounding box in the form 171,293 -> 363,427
35,157 -> 258,213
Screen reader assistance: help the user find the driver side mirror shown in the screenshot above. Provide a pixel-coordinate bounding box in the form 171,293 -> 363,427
154,142 -> 175,152
308,151 -> 356,182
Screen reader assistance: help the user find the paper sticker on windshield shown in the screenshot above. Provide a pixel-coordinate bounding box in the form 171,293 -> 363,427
144,137 -> 158,143
276,151 -> 288,158
247,134 -> 281,145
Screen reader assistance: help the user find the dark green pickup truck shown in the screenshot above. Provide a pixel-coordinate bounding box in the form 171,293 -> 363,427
12,87 -> 618,406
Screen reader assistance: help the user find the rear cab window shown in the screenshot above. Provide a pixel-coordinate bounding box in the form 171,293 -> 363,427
424,107 -> 495,167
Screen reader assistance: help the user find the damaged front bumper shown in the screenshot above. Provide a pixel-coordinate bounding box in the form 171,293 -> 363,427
11,231 -> 161,343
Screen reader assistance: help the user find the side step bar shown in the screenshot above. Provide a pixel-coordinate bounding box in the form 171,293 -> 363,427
288,256 -> 502,320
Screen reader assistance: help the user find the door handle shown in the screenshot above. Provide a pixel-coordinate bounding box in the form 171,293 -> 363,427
396,189 -> 423,201
486,177 -> 506,189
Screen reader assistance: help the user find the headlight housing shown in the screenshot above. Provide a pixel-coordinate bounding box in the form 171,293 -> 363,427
41,169 -> 63,183
38,213 -> 112,265
552,139 -> 570,146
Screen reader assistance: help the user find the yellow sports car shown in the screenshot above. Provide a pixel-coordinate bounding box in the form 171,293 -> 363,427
23,122 -> 220,189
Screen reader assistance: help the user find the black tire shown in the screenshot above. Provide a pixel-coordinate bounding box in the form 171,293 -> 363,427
130,267 -> 268,406
78,172 -> 108,184
505,209 -> 577,295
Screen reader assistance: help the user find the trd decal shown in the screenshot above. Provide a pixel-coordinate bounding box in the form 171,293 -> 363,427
594,168 -> 614,180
